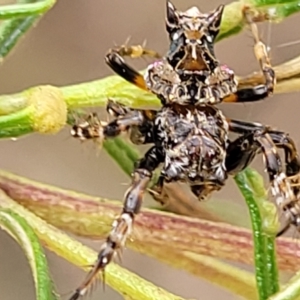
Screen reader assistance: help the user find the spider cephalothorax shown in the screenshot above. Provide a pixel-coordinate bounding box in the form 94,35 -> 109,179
69,2 -> 300,299
165,1 -> 223,72
144,1 -> 238,105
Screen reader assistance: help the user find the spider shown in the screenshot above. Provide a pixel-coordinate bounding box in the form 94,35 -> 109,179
69,1 -> 300,299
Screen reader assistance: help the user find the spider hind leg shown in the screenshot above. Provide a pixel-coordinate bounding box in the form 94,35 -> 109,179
227,119 -> 300,235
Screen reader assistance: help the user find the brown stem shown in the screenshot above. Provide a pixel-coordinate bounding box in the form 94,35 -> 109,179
0,170 -> 298,273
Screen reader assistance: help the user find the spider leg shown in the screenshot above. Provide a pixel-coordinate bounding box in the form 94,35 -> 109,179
68,146 -> 164,300
226,119 -> 300,177
223,7 -> 275,103
105,44 -> 161,91
268,131 -> 300,235
106,98 -> 132,117
268,131 -> 300,177
226,119 -> 300,235
71,101 -> 157,145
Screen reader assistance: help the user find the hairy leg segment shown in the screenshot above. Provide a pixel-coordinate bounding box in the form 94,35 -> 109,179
226,119 -> 300,234
71,100 -> 157,145
69,167 -> 152,299
70,102 -> 165,299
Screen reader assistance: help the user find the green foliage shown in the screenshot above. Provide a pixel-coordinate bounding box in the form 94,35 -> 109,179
0,208 -> 58,300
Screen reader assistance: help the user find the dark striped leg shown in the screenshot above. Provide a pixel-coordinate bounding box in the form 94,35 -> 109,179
268,131 -> 300,235
68,146 -> 164,299
223,7 -> 275,103
106,100 -> 158,145
226,119 -> 300,235
70,112 -> 104,141
71,110 -> 142,142
226,120 -> 300,178
105,44 -> 161,90
71,101 -> 157,145
106,99 -> 132,117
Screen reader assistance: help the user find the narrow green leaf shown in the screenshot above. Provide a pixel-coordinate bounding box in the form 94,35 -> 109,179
253,0 -> 300,20
0,0 -> 55,19
0,0 -> 56,58
0,190 -> 186,300
0,208 -> 57,300
103,137 -> 140,176
0,16 -> 36,59
0,107 -> 33,138
242,169 -> 280,296
235,169 -> 279,300
142,245 -> 258,300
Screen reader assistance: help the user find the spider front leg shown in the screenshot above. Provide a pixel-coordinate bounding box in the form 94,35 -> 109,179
71,101 -> 157,145
105,43 -> 161,91
68,146 -> 164,300
223,7 -> 276,103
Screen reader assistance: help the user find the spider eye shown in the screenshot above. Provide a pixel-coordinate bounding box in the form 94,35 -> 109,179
205,35 -> 213,44
172,32 -> 180,40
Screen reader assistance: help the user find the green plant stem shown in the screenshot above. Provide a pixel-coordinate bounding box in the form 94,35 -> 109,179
0,107 -> 33,138
0,209 -> 57,300
235,169 -> 279,300
253,0 -> 300,20
103,137 -> 140,176
0,0 -> 56,58
265,237 -> 280,295
0,0 -> 55,19
235,172 -> 268,300
64,75 -> 160,109
244,170 -> 279,296
143,246 -> 258,300
269,271 -> 300,300
0,93 -> 28,115
0,86 -> 67,137
0,190 -> 185,300
0,16 -> 37,59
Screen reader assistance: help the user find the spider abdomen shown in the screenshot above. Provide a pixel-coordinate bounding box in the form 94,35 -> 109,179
155,104 -> 228,189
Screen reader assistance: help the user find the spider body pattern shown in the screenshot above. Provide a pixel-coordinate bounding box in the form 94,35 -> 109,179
69,2 -> 300,299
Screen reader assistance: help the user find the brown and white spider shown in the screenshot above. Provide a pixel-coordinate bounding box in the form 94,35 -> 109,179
70,2 -> 300,298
